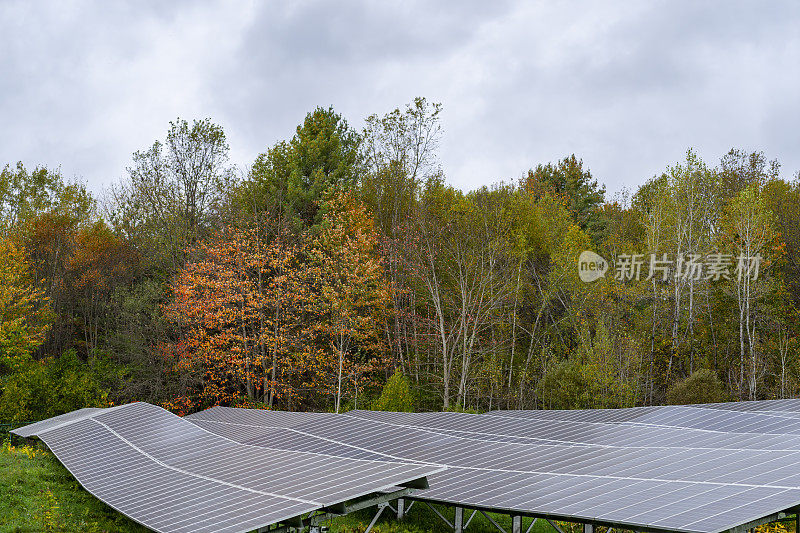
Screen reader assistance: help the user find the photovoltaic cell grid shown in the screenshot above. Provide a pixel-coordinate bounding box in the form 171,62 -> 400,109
12,403 -> 442,533
12,406 -> 109,437
486,399 -> 800,425
186,401 -> 800,533
350,410 -> 800,451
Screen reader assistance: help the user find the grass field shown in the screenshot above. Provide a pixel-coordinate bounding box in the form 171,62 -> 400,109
0,438 -> 559,533
0,438 -> 149,532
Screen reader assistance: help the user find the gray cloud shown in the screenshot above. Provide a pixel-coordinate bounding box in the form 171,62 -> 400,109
0,0 -> 798,197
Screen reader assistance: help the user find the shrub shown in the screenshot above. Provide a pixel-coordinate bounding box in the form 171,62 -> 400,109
667,369 -> 728,405
373,368 -> 414,412
0,350 -> 116,422
536,358 -> 589,410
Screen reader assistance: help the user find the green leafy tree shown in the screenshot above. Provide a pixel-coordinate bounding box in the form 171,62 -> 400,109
407,180 -> 518,409
241,107 -> 362,227
373,368 -> 414,412
525,155 -> 606,238
536,358 -> 588,410
666,369 -> 728,405
108,117 -> 235,276
0,163 -> 68,230
721,182 -> 781,399
718,149 -> 780,203
763,179 -> 800,309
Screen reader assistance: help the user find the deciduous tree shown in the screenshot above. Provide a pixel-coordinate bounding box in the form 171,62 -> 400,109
0,236 -> 52,372
108,118 -> 235,276
309,192 -> 388,412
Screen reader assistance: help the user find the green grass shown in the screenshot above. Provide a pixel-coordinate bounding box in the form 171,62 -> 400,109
1,438 -> 565,532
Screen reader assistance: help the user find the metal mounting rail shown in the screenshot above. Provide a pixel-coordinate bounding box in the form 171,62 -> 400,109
266,488 -> 415,533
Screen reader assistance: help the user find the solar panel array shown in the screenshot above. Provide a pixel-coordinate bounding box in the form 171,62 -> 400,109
12,402 -> 442,533
489,400 -> 800,431
187,401 -> 800,533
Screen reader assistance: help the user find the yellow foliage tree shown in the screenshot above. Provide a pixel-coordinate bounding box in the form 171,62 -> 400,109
309,192 -> 389,412
0,236 -> 52,372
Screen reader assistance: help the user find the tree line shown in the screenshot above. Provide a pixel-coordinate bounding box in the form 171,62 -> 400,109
1,97 -> 799,420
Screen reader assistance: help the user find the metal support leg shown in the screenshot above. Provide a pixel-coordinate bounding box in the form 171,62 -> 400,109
397,498 -> 405,520
547,519 -> 566,533
363,503 -> 387,533
796,513 -> 799,533
422,501 -> 454,529
512,515 -> 522,533
480,510 -> 509,533
584,523 -> 594,533
464,510 -> 477,530
455,506 -> 464,532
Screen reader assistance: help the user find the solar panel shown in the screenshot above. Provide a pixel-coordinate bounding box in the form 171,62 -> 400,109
624,405 -> 800,434
188,405 -> 332,428
485,403 -> 800,442
347,409 -> 800,451
12,403 -> 442,533
693,399 -> 800,413
486,400 -> 800,426
187,404 -> 800,533
12,406 -> 109,437
485,405 -> 661,424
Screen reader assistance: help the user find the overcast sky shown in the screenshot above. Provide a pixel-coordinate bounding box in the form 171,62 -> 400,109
1,1 -> 798,197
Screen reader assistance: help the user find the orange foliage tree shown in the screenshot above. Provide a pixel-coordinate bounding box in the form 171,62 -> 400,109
162,192 -> 390,412
308,192 -> 389,412
64,221 -> 138,353
162,224 -> 310,410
